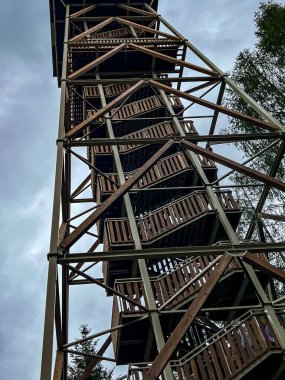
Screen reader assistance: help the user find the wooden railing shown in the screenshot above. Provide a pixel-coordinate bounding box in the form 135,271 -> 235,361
137,191 -> 238,243
172,312 -> 280,380
105,191 -> 239,247
105,218 -> 134,247
90,27 -> 130,40
83,83 -> 133,99
73,38 -> 180,49
112,255 -> 241,314
87,95 -> 183,121
95,152 -> 215,200
127,311 -> 281,380
94,120 -> 196,155
153,255 -> 241,310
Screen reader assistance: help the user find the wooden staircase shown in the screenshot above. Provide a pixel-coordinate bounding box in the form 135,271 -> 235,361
127,311 -> 283,380
103,190 -> 241,248
93,152 -> 217,205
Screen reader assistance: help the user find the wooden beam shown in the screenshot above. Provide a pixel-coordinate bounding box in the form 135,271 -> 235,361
150,80 -> 277,132
116,17 -> 180,41
129,43 -> 218,76
65,80 -> 145,138
60,140 -> 175,249
64,263 -> 149,311
70,5 -> 97,19
144,254 -> 232,380
58,223 -> 67,244
79,336 -> 112,380
68,239 -> 100,280
244,254 -> 285,283
186,80 -> 219,93
69,17 -> 115,43
118,4 -> 155,16
53,351 -> 64,380
68,43 -> 126,80
70,174 -> 91,199
181,140 -> 285,192
259,213 -> 285,223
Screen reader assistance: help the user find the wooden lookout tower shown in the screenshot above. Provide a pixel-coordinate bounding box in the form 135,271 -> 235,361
42,1 -> 285,379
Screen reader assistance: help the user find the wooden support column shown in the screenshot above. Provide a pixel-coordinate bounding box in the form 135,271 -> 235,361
53,351 -> 64,380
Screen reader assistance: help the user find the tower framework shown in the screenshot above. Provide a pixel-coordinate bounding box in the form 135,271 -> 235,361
42,1 -> 285,379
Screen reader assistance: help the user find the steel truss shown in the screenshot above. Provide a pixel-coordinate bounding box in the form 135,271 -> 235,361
42,1 -> 285,379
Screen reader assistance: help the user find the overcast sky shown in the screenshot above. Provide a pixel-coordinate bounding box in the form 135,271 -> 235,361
1,1 -> 284,379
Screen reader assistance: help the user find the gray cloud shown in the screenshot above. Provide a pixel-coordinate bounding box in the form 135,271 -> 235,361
1,0 -> 283,379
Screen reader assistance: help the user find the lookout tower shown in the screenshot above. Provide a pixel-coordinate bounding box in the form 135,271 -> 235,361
42,1 -> 285,379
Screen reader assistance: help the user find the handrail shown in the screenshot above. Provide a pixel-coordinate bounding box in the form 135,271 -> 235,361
172,308 -> 278,366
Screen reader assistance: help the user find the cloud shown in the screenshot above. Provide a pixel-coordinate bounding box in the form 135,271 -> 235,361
2,0 -> 281,379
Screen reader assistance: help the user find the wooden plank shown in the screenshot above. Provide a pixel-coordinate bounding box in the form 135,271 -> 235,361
118,4 -> 155,16
215,340 -> 232,378
260,212 -> 285,222
150,80 -> 277,132
226,333 -> 242,370
79,335 -> 112,380
65,80 -> 144,138
144,254 -> 232,380
244,320 -> 262,354
249,318 -> 267,352
60,141 -> 174,249
68,43 -> 126,80
129,43 -> 218,76
53,351 -> 64,380
116,17 -> 181,41
189,359 -> 199,380
69,17 -> 115,42
127,283 -> 135,311
182,140 -> 285,192
70,4 -> 97,18
244,253 -> 285,282
154,281 -> 163,306
70,174 -> 91,199
221,337 -> 237,375
196,355 -> 208,380
202,349 -> 216,380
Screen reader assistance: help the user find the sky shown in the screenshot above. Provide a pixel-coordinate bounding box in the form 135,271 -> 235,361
0,0 -> 283,379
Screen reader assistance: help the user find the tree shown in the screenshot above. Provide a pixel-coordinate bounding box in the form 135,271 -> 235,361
255,0 -> 285,64
223,1 -> 285,241
68,325 -> 114,380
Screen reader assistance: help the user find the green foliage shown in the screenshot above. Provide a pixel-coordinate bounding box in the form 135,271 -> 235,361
68,325 -> 114,380
224,1 -> 285,240
255,1 -> 285,64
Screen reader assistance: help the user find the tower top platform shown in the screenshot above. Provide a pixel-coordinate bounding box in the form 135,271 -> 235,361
49,0 -> 159,79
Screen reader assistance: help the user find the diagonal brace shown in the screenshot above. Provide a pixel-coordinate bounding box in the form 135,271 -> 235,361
129,43 -> 218,76
150,80 -> 277,132
78,335 -> 111,380
68,43 -> 126,80
69,17 -> 115,42
60,140 -> 174,249
63,263 -> 150,311
65,80 -> 145,138
244,253 -> 285,283
144,254 -> 232,380
181,140 -> 285,192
